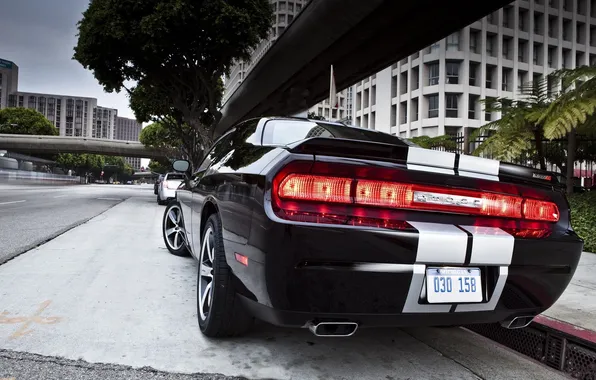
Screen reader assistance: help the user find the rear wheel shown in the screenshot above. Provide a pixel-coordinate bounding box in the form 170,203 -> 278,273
197,213 -> 253,337
162,201 -> 190,257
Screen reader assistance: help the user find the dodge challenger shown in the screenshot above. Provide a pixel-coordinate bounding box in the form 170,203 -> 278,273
161,117 -> 583,338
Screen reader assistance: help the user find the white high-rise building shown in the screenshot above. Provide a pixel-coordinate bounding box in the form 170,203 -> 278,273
8,91 -> 97,137
115,116 -> 143,170
92,106 -> 118,139
352,0 -> 596,138
224,0 -> 311,103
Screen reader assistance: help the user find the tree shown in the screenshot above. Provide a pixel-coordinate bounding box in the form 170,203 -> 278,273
55,153 -> 105,177
0,108 -> 58,136
73,0 -> 273,167
473,66 -> 596,194
410,135 -> 457,151
148,159 -> 171,174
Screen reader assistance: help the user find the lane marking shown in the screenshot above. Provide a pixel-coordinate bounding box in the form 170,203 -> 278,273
53,195 -> 68,198
96,197 -> 123,201
0,200 -> 26,206
0,300 -> 62,339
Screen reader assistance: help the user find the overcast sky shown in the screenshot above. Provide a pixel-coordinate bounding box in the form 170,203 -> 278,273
0,0 -> 135,119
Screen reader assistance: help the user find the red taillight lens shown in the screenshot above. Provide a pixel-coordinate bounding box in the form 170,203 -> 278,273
523,199 -> 559,222
279,174 -> 351,203
275,172 -> 559,223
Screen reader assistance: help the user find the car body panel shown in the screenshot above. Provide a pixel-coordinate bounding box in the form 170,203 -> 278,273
170,116 -> 583,329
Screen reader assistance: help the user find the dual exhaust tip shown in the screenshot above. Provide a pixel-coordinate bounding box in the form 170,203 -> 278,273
307,321 -> 359,337
501,315 -> 535,329
307,315 -> 534,337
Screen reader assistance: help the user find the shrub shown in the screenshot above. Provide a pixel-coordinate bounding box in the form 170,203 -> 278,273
568,191 -> 596,253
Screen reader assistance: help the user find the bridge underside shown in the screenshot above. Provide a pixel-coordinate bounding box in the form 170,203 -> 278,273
217,0 -> 512,134
0,134 -> 167,159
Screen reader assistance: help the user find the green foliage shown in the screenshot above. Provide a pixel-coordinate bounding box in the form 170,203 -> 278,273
148,159 -> 171,174
540,66 -> 596,139
55,153 -> 105,176
0,107 -> 58,136
139,122 -> 182,153
410,135 -> 457,151
568,191 -> 596,253
74,0 -> 273,140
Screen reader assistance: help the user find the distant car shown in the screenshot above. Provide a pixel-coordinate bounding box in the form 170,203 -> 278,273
154,174 -> 164,195
157,172 -> 184,205
161,117 -> 583,338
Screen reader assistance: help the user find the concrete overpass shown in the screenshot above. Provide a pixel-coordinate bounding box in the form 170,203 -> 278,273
217,0 -> 513,135
0,134 -> 168,159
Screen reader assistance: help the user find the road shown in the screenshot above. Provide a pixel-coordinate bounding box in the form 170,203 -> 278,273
0,183 -> 153,264
0,184 -> 569,380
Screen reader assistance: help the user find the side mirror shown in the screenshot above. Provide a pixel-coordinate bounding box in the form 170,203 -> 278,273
172,159 -> 190,173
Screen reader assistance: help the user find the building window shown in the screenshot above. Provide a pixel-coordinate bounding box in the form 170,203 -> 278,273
427,41 -> 440,54
502,38 -> 512,60
446,32 -> 460,51
486,66 -> 495,88
428,63 -> 439,85
469,62 -> 478,86
445,94 -> 458,118
486,35 -> 496,57
428,94 -> 439,118
446,62 -> 459,84
469,30 -> 480,53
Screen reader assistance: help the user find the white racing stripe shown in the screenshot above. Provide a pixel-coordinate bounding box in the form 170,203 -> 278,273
407,222 -> 468,264
456,266 -> 509,312
457,154 -> 500,181
406,147 -> 456,175
459,226 -> 515,265
402,265 -> 452,313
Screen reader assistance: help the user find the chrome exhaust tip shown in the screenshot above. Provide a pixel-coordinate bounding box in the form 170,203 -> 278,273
307,321 -> 359,337
501,315 -> 535,329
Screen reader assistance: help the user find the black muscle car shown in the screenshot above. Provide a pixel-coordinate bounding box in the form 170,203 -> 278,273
161,117 -> 583,338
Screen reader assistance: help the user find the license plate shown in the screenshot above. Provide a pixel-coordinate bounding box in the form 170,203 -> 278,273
426,267 -> 483,303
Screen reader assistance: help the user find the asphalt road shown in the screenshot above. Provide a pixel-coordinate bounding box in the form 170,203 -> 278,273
0,183 -> 154,264
0,185 -> 569,380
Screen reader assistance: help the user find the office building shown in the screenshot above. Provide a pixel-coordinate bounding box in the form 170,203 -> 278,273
352,0 -> 596,138
0,58 -> 19,110
224,0 -> 311,103
115,116 -> 143,170
8,91 -> 97,137
92,106 -> 118,139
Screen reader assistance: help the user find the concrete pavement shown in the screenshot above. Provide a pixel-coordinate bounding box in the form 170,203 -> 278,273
0,184 -> 153,264
0,188 -> 568,380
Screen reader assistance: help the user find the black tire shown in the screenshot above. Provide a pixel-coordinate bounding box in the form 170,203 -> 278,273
197,213 -> 253,337
162,201 -> 190,257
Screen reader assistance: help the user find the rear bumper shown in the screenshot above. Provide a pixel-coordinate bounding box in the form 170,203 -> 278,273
239,294 -> 527,328
160,188 -> 177,199
229,215 -> 583,328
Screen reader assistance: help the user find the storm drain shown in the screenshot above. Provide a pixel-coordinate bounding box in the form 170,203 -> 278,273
467,323 -> 596,379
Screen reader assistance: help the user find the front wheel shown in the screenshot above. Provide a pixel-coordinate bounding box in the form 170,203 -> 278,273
197,213 -> 253,337
162,201 -> 190,257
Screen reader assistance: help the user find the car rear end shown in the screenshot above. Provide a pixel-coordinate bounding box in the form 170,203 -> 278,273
240,119 -> 584,332
160,173 -> 184,201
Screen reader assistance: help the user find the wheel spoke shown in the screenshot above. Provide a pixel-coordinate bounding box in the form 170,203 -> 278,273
201,282 -> 212,314
200,264 -> 213,278
165,227 -> 176,236
168,210 -> 177,225
174,231 -> 180,248
206,234 -> 212,260
209,247 -> 215,263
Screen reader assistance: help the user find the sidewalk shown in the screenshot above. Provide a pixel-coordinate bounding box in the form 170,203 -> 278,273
537,251 -> 596,342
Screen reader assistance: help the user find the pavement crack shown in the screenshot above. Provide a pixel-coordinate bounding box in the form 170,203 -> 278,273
400,329 -> 486,380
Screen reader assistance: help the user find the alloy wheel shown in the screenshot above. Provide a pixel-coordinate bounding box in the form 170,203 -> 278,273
198,227 -> 215,321
164,205 -> 186,250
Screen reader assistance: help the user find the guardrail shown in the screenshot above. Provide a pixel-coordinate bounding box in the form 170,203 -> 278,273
0,169 -> 81,185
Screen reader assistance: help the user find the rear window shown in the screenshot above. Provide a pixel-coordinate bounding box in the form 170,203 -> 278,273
165,173 -> 185,180
262,119 -> 413,147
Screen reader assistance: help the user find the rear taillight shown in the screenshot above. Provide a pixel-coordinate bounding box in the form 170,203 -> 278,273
272,164 -> 559,227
